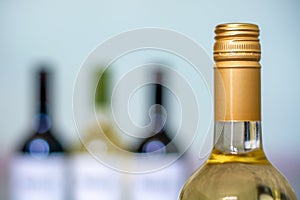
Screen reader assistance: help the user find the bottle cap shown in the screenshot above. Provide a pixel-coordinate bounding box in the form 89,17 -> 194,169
214,23 -> 261,121
214,23 -> 261,67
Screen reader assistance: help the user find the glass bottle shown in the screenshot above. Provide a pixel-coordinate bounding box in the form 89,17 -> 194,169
21,68 -> 64,154
10,67 -> 66,200
132,69 -> 185,200
69,68 -> 122,200
137,70 -> 178,154
179,23 -> 296,200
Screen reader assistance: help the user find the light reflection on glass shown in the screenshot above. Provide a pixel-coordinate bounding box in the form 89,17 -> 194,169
29,138 -> 50,158
143,140 -> 166,153
222,196 -> 238,200
33,114 -> 52,134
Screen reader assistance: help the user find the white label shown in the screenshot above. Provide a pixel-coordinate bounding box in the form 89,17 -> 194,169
10,154 -> 66,200
132,155 -> 185,200
69,153 -> 121,200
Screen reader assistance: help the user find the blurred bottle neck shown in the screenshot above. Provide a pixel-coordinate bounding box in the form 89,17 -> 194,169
36,69 -> 52,134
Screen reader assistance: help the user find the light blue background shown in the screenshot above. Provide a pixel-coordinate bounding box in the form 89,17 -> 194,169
0,0 -> 299,198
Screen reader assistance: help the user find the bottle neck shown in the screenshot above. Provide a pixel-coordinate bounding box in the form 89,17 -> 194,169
35,70 -> 52,134
36,102 -> 51,134
214,121 -> 262,154
211,23 -> 266,161
213,66 -> 263,155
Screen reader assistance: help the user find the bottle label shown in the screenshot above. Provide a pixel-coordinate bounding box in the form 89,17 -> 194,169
69,153 -> 122,200
132,155 -> 185,200
9,154 -> 66,200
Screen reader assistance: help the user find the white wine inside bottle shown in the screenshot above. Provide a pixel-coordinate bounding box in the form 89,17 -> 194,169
179,23 -> 296,200
69,68 -> 122,200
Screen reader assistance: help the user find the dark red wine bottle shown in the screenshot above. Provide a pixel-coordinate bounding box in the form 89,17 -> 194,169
137,70 -> 178,154
10,66 -> 66,200
21,67 -> 64,155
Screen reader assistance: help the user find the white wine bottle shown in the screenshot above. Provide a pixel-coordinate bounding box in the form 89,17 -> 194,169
10,67 -> 66,200
179,23 -> 296,200
69,68 -> 122,200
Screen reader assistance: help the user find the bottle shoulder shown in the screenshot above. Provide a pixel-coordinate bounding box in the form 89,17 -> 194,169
137,130 -> 178,153
71,118 -> 123,154
21,130 -> 64,153
180,159 -> 296,200
207,147 -> 269,164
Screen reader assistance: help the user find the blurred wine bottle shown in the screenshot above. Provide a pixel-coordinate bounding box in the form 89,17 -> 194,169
137,70 -> 178,154
132,69 -> 185,200
9,66 -> 66,200
69,68 -> 122,200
